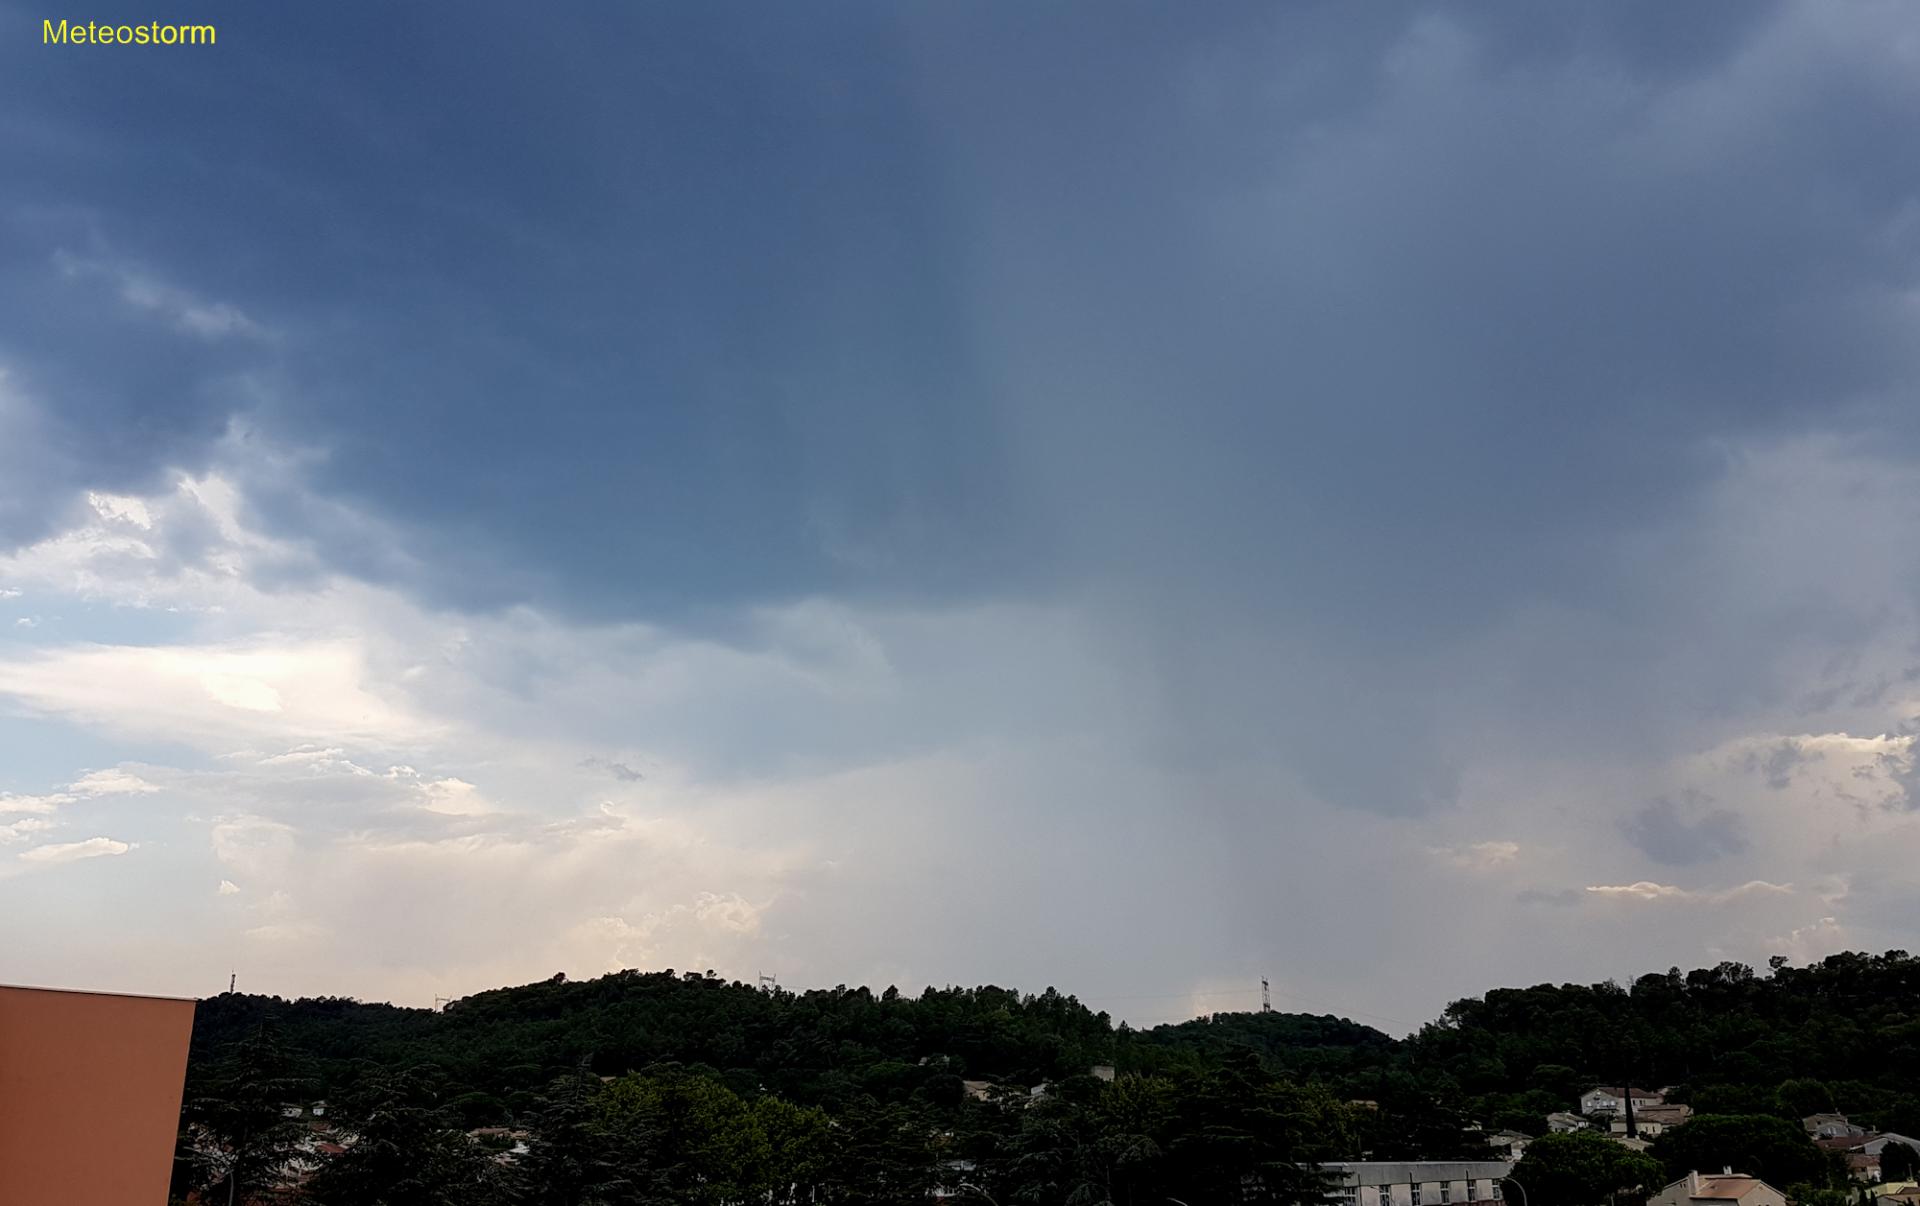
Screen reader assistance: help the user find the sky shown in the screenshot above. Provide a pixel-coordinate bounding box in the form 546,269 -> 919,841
3,0 -> 1920,1032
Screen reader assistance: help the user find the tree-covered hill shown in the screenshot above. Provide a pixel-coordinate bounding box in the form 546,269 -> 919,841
192,950 -> 1920,1131
194,971 -> 1128,1118
1409,952 -> 1920,1137
175,951 -> 1920,1203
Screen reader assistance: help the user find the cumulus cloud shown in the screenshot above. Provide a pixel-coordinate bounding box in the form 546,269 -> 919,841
0,766 -> 161,815
69,768 -> 159,795
0,817 -> 53,844
0,639 -> 435,753
1765,916 -> 1851,965
18,836 -> 131,864
1585,880 -> 1793,905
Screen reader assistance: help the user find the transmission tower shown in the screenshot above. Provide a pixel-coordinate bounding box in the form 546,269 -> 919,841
1262,978 -> 1272,1013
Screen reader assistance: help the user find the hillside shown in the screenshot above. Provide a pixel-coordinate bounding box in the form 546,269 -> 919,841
174,951 -> 1920,1203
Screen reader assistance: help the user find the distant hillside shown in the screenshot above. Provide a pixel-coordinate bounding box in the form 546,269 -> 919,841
196,971 -> 1128,1118
177,952 -> 1920,1203
1140,1009 -> 1399,1079
191,949 -> 1920,1136
1406,952 -> 1920,1137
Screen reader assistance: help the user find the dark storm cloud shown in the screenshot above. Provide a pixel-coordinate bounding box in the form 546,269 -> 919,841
4,1 -> 1909,615
3,0 -> 1920,825
1622,797 -> 1750,867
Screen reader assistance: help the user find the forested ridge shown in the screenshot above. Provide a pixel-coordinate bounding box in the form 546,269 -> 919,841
172,950 -> 1920,1204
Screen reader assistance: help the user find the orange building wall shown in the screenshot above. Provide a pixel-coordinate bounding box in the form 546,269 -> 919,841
0,984 -> 197,1205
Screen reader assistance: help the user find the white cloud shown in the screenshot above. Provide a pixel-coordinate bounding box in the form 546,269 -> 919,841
419,777 -> 493,816
1766,916 -> 1850,964
1432,840 -> 1520,871
217,879 -> 241,895
68,768 -> 159,795
0,766 -> 161,815
0,818 -> 54,844
18,836 -> 131,864
0,792 -> 65,815
1585,880 -> 1793,905
54,251 -> 268,341
0,640 -> 434,753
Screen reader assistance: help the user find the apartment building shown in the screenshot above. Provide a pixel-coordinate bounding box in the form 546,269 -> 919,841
0,983 -> 196,1206
1324,1160 -> 1514,1206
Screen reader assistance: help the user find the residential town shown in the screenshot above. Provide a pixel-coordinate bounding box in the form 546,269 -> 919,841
170,1076 -> 1920,1204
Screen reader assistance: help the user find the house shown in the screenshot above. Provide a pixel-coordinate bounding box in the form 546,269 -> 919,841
1581,1086 -> 1664,1116
1864,1135 -> 1920,1159
1820,1133 -> 1920,1161
1486,1131 -> 1531,1161
931,1158 -> 980,1202
1806,1114 -> 1866,1140
1818,1134 -> 1879,1179
1871,1183 -> 1920,1201
1322,1160 -> 1513,1206
1547,1112 -> 1589,1133
961,1080 -> 994,1102
1612,1104 -> 1693,1138
1646,1171 -> 1788,1206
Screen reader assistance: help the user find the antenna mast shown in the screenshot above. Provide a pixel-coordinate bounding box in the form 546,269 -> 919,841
1262,978 -> 1272,1013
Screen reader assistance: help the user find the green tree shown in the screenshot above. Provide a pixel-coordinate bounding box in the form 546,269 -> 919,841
751,1094 -> 837,1205
170,1025 -> 314,1205
1882,1142 -> 1920,1183
595,1067 -> 763,1205
1531,1065 -> 1582,1103
1161,1053 -> 1348,1205
1774,1080 -> 1835,1120
306,1066 -> 510,1206
509,1063 -> 656,1206
1648,1115 -> 1834,1188
1511,1130 -> 1665,1206
1785,1185 -> 1854,1206
825,1098 -> 938,1205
